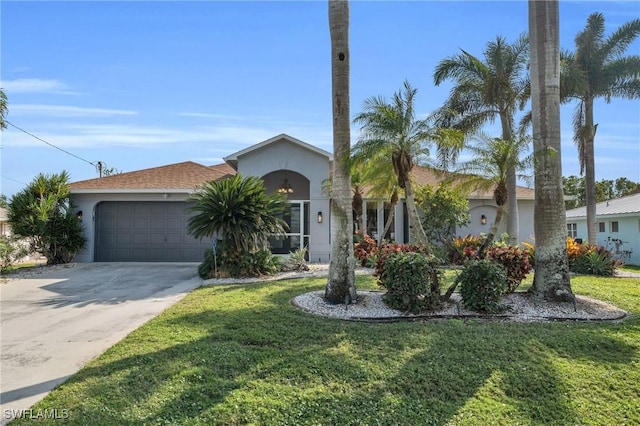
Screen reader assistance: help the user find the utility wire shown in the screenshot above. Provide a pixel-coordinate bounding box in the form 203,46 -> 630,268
1,175 -> 27,185
6,121 -> 98,168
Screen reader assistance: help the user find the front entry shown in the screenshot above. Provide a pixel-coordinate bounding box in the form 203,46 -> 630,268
269,201 -> 310,258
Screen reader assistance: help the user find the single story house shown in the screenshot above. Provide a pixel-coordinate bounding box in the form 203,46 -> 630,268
566,193 -> 640,265
69,134 -> 536,263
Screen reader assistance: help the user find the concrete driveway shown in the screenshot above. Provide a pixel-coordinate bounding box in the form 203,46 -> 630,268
0,263 -> 202,424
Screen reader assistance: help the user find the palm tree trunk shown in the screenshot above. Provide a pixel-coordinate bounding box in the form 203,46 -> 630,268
403,179 -> 428,245
528,0 -> 573,302
380,201 -> 396,243
583,97 -> 598,245
325,0 -> 356,304
499,111 -> 519,245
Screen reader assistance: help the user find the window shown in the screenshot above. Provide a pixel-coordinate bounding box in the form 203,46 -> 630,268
567,223 -> 578,238
598,222 -> 605,233
611,221 -> 619,233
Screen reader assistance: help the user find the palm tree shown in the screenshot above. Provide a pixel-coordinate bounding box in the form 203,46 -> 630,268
561,12 -> 640,245
352,80 -> 461,245
326,0 -> 356,304
187,174 -> 287,254
433,35 -> 529,245
351,151 -> 403,243
528,0 -> 573,302
446,133 -> 531,248
0,88 -> 8,130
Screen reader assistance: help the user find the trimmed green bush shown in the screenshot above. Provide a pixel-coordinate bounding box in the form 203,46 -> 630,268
459,259 -> 507,313
378,251 -> 442,313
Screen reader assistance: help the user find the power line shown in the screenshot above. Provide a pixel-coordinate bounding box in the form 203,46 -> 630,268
1,175 -> 27,185
6,121 -> 98,168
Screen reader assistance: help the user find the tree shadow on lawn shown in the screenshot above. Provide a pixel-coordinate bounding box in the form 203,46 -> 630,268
24,280 -> 639,425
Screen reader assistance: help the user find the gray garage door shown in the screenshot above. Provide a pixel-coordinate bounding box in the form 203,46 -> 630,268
95,201 -> 210,262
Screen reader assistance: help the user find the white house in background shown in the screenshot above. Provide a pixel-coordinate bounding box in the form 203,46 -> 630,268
68,134 -> 536,263
0,207 -> 11,236
566,193 -> 640,266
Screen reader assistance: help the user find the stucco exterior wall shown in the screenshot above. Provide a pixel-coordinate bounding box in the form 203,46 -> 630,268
236,138 -> 332,262
456,199 -> 535,244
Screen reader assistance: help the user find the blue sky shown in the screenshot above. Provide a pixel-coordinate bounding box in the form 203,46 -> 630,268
2,1 -> 639,198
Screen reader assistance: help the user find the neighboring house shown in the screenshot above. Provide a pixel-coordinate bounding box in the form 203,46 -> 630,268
566,193 -> 640,265
69,134 -> 536,263
0,207 -> 11,236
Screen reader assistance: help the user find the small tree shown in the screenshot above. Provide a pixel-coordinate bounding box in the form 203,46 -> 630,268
8,171 -> 86,264
415,184 -> 470,245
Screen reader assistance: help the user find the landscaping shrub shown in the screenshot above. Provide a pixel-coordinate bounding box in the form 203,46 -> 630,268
198,245 -> 281,279
281,247 -> 309,272
521,241 -> 535,267
446,234 -> 485,265
573,246 -> 621,276
353,232 -> 378,267
0,235 -> 30,273
372,242 -> 429,278
378,251 -> 442,313
458,259 -> 507,313
485,245 -> 533,292
566,237 -> 588,270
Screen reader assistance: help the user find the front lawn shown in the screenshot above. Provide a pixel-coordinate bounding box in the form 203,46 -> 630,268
17,274 -> 639,425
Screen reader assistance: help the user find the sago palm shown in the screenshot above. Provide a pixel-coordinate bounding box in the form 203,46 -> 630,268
433,34 -> 529,244
187,174 -> 288,254
561,12 -> 640,244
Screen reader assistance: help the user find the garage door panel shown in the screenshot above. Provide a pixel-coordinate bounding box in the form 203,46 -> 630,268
133,218 -> 148,229
133,233 -> 149,244
149,233 -> 165,244
95,201 -> 209,262
166,218 -> 182,230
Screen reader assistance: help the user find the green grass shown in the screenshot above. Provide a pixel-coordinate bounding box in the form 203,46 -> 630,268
17,274 -> 639,425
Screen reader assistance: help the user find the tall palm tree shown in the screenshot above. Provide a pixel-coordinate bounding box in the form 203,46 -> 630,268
352,80 -> 461,245
446,133 -> 531,247
433,35 -> 529,245
561,12 -> 640,245
326,0 -> 356,304
528,0 -> 573,302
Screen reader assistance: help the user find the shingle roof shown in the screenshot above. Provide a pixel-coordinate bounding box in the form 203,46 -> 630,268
67,159 -> 535,200
69,161 -> 232,192
566,192 -> 640,218
411,166 -> 535,200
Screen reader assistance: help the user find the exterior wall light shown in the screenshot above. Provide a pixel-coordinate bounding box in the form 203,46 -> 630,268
77,211 -> 83,221
317,211 -> 323,223
480,214 -> 487,225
